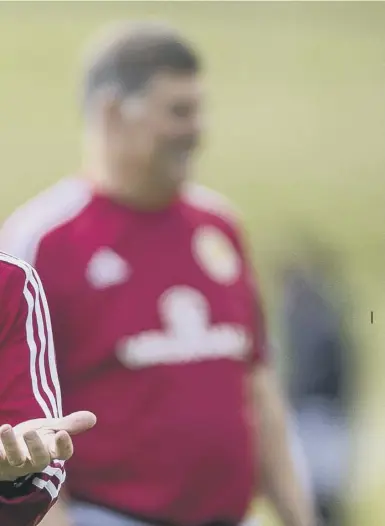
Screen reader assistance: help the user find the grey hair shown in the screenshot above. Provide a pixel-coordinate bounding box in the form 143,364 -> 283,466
81,21 -> 201,113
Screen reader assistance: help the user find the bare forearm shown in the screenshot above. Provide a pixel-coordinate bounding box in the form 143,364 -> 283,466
254,367 -> 316,526
38,497 -> 72,526
260,410 -> 314,526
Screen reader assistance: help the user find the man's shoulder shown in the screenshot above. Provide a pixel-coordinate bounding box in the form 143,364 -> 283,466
181,183 -> 242,229
0,177 -> 92,265
0,252 -> 33,299
181,184 -> 253,262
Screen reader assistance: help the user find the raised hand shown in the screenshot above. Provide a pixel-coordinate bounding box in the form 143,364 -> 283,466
0,411 -> 96,481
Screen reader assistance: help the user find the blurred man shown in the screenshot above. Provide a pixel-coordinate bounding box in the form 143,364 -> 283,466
1,22 -> 315,526
0,251 -> 96,525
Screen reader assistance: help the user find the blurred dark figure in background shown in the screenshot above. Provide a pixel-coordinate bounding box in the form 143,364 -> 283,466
278,240 -> 353,526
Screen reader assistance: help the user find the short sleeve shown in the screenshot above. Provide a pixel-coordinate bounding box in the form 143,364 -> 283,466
248,271 -> 269,366
225,217 -> 269,368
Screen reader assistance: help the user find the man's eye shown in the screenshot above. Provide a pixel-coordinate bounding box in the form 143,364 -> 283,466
170,104 -> 194,118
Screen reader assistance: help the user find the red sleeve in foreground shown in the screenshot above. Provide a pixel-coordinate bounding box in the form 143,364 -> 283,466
0,252 -> 65,525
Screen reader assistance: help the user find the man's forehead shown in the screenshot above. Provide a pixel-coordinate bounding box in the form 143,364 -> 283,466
147,72 -> 204,102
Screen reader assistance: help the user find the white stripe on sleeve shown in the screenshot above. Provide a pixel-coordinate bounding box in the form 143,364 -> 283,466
32,267 -> 63,418
32,469 -> 66,500
0,252 -> 63,419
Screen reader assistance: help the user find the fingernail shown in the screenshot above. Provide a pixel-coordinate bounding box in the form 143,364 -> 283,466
0,424 -> 12,434
24,431 -> 38,441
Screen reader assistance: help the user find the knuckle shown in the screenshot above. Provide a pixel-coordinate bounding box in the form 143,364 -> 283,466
23,431 -> 38,442
35,460 -> 49,471
31,452 -> 50,470
8,456 -> 25,468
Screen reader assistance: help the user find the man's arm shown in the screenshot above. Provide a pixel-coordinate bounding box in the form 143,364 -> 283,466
0,254 -> 95,525
252,365 -> 316,526
244,261 -> 315,526
35,494 -> 72,526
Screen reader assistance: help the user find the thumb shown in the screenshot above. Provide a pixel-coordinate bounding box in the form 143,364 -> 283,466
48,411 -> 97,435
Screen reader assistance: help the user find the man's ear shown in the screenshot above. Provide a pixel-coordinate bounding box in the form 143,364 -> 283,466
120,94 -> 147,124
99,89 -> 125,134
85,86 -> 122,134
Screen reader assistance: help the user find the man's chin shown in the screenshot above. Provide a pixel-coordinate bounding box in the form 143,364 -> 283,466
168,157 -> 192,183
171,167 -> 191,186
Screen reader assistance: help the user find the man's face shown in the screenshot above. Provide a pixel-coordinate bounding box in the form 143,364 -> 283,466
120,72 -> 204,186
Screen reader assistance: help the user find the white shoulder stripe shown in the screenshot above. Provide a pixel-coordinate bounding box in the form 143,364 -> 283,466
0,253 -> 62,420
0,177 -> 91,265
182,183 -> 240,222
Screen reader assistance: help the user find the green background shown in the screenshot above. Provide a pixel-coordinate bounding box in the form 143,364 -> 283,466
1,2 -> 384,524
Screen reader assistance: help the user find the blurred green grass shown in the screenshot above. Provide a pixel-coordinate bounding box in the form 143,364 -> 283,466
0,2 -> 384,524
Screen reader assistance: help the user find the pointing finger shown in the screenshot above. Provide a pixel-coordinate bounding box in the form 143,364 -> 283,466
46,411 -> 97,436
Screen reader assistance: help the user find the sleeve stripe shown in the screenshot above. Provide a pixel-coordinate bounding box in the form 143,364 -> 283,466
23,270 -> 52,418
42,463 -> 65,478
32,472 -> 66,501
32,268 -> 63,418
0,253 -> 62,420
26,272 -> 59,419
32,463 -> 66,501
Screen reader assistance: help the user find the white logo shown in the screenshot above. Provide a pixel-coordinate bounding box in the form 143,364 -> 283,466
192,226 -> 241,285
117,286 -> 252,369
86,247 -> 131,289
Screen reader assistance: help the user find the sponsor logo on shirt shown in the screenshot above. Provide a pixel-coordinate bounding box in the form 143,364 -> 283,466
117,286 -> 252,369
192,226 -> 241,285
86,247 -> 131,289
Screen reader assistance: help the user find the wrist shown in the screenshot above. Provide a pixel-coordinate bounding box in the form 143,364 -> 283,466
0,474 -> 34,498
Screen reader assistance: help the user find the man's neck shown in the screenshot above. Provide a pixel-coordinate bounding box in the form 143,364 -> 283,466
87,172 -> 180,212
82,147 -> 183,211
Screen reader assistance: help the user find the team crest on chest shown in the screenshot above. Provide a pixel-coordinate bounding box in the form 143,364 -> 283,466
192,226 -> 241,285
86,247 -> 131,289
